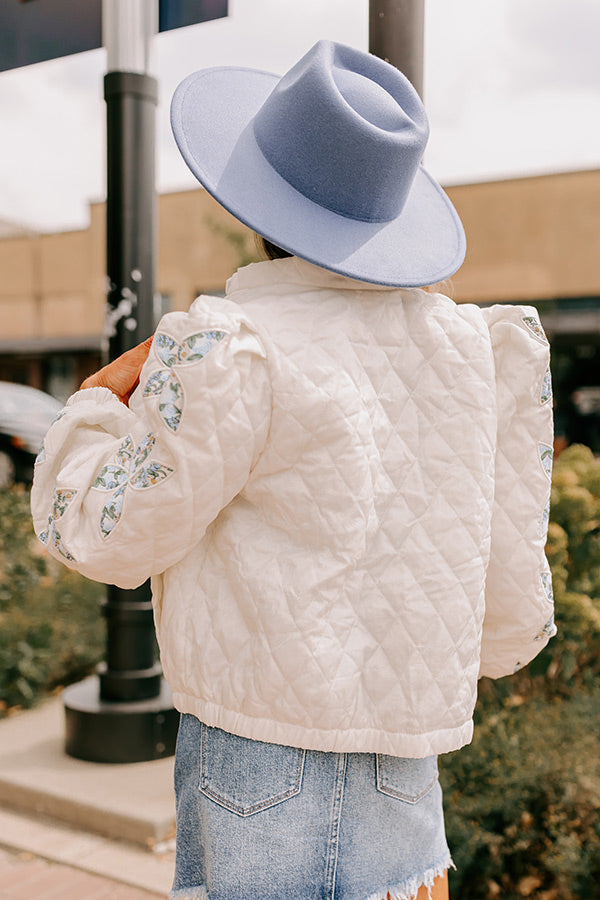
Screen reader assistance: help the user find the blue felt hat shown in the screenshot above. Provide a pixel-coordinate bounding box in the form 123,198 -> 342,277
171,40 -> 466,287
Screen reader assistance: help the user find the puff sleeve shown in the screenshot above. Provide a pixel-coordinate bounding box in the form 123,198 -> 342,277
31,297 -> 272,588
479,305 -> 556,678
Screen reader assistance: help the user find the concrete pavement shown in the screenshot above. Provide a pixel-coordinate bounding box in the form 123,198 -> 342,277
0,696 -> 176,896
0,845 -> 165,900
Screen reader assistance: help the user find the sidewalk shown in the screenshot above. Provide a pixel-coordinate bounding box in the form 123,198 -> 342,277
0,696 -> 176,897
0,845 -> 165,900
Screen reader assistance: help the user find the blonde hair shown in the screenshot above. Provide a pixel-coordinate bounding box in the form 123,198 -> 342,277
255,234 -> 293,261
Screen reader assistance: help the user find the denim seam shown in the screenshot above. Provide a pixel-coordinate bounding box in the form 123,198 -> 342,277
199,752 -> 305,817
375,755 -> 439,804
324,752 -> 348,900
198,722 -> 307,817
376,778 -> 437,804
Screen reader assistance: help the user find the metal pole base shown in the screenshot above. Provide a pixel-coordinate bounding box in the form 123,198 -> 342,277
98,660 -> 163,703
63,674 -> 179,764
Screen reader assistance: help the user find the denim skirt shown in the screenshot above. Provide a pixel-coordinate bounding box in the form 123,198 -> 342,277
169,715 -> 453,900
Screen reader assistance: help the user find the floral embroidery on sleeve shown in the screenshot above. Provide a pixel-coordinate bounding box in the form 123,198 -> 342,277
541,570 -> 554,604
539,443 -> 553,480
522,315 -> 548,344
39,488 -> 77,561
541,496 -> 550,538
540,367 -> 552,405
143,330 -> 229,432
534,574 -> 556,641
535,615 -> 556,642
52,408 -> 68,424
92,433 -> 173,538
35,408 -> 68,467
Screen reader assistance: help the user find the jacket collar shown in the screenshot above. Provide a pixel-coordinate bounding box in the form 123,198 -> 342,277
226,257 -> 399,296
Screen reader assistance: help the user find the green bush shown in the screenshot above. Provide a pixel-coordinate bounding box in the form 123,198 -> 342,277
442,691 -> 600,899
0,485 -> 105,713
520,446 -> 599,696
444,445 -> 600,898
549,444 -> 600,598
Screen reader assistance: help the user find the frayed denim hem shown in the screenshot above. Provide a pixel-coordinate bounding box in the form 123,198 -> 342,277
168,888 -> 209,900
167,858 -> 454,900
364,852 -> 455,900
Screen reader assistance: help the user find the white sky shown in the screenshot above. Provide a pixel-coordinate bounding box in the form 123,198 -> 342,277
1,0 -> 599,232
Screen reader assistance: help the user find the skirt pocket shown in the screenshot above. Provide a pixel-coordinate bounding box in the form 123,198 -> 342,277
375,754 -> 439,804
199,723 -> 306,817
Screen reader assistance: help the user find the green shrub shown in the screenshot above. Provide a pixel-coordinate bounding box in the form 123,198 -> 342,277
0,485 -> 105,713
445,445 -> 600,898
477,447 -> 600,705
442,690 -> 600,899
550,445 -> 600,597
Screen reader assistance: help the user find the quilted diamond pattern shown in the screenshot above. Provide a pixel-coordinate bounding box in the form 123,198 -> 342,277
31,258 -> 555,758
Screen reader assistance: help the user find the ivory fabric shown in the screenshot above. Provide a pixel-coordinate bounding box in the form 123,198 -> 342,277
31,257 -> 555,757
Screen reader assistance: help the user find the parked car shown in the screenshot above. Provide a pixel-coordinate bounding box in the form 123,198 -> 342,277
0,382 -> 64,489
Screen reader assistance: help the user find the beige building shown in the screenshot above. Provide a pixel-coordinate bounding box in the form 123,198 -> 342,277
1,169 -> 599,445
449,170 -> 600,306
0,191 -> 258,397
448,170 -> 600,451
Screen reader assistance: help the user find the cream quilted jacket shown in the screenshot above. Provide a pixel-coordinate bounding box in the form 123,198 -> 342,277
31,257 -> 555,757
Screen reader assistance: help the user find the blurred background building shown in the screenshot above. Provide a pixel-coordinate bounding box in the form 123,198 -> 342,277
1,168 -> 599,451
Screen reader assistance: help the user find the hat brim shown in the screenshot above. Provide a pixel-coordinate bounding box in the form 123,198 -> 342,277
171,67 -> 466,287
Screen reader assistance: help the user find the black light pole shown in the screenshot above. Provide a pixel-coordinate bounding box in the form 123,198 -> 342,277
63,0 -> 179,763
369,0 -> 425,97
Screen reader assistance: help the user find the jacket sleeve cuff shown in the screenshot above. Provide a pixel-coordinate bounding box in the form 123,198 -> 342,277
67,386 -> 122,406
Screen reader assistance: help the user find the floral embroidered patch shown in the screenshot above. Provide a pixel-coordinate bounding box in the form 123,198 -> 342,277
541,571 -> 554,604
51,408 -> 68,425
534,574 -> 556,640
36,408 -> 70,467
535,614 -> 556,642
143,330 -> 228,432
39,488 -> 77,561
92,433 -> 173,538
522,315 -> 548,344
541,497 -> 550,538
539,443 -> 553,480
540,367 -> 552,404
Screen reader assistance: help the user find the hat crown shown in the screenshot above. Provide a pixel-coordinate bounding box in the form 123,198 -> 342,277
333,69 -> 409,131
170,39 -> 465,286
253,41 -> 429,223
